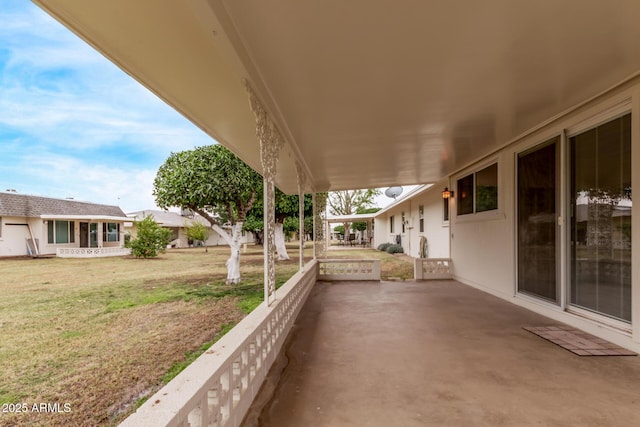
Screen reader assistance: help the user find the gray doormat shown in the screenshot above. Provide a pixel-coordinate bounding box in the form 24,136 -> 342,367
523,326 -> 637,356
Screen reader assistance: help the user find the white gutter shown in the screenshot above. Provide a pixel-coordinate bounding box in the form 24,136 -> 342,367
40,215 -> 128,221
374,184 -> 435,216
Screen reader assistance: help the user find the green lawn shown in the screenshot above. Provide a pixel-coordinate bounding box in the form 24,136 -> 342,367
0,244 -> 411,426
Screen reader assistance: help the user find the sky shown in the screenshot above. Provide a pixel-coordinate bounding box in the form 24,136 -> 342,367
0,1 -> 213,212
0,1 -> 403,213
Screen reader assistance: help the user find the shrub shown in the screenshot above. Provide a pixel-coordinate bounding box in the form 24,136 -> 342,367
125,215 -> 172,258
185,222 -> 210,251
377,243 -> 392,251
385,244 -> 404,254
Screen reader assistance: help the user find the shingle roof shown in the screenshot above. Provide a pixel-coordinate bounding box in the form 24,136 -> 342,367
0,192 -> 127,218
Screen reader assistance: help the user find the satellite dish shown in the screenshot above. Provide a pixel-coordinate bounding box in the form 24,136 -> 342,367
384,186 -> 403,200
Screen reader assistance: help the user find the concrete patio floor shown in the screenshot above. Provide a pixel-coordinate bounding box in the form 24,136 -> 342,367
243,279 -> 640,427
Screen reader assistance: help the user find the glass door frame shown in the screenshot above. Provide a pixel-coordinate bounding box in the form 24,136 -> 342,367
514,99 -> 635,336
515,134 -> 566,308
565,109 -> 633,329
89,223 -> 99,248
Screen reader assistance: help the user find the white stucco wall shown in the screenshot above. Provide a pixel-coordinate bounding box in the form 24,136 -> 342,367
149,226 -> 255,248
1,218 -> 127,257
373,181 -> 450,258
419,183 -> 451,259
0,216 -> 31,256
449,153 -> 514,298
447,78 -> 640,352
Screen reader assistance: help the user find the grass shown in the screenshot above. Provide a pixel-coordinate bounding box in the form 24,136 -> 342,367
160,323 -> 235,385
0,244 -> 412,426
327,247 -> 415,280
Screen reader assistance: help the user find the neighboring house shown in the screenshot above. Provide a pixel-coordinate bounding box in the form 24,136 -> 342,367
126,210 -> 254,248
0,191 -> 129,258
373,181 -> 450,259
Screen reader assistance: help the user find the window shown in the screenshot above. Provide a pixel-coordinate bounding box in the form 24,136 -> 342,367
457,163 -> 498,215
103,223 -> 120,242
401,212 -> 406,233
419,205 -> 424,232
443,198 -> 449,222
390,216 -> 394,233
48,220 -> 75,244
0,217 -> 2,238
476,164 -> 498,212
457,174 -> 474,215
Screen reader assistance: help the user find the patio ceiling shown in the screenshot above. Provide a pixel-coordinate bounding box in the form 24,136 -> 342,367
34,0 -> 640,194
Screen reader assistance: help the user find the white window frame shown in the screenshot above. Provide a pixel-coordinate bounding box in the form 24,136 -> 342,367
454,158 -> 502,222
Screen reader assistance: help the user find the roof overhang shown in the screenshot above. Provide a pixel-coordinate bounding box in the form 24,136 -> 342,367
326,213 -> 376,224
33,1 -> 640,194
40,215 -> 129,221
375,184 -> 436,216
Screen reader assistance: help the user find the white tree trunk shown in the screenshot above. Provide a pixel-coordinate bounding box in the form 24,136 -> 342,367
274,222 -> 290,260
212,223 -> 243,284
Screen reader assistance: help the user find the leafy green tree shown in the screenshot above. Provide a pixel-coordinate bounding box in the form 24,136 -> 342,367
328,189 -> 381,239
283,216 -> 299,239
304,216 -> 314,239
125,215 -> 172,258
351,207 -> 381,231
242,216 -> 264,245
153,145 -> 262,284
244,189 -> 313,260
185,221 -> 210,252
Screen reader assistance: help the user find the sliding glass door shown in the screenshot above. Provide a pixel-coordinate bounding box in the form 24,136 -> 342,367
517,138 -> 560,303
569,114 -> 632,322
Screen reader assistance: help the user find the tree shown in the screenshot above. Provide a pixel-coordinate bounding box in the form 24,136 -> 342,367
242,216 -> 264,246
244,189 -> 313,260
125,215 -> 172,258
328,189 -> 381,241
351,207 -> 381,231
153,145 -> 262,284
185,221 -> 210,252
273,191 -> 314,260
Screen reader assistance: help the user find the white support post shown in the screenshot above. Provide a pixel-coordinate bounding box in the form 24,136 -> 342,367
246,81 -> 283,306
313,192 -> 327,259
312,193 -> 317,259
296,162 -> 307,271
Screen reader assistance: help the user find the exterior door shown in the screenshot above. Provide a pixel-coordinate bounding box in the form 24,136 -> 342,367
89,223 -> 98,248
80,222 -> 89,248
80,222 -> 99,248
569,114 -> 631,322
517,138 -> 560,303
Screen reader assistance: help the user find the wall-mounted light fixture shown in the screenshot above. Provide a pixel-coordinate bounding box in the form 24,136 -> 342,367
442,187 -> 454,199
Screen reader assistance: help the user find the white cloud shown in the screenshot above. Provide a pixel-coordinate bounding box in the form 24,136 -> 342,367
5,152 -> 159,212
0,1 -> 215,211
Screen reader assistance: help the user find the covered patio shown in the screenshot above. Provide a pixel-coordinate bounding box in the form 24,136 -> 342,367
247,279 -> 640,427
29,1 -> 640,425
327,213 -> 376,247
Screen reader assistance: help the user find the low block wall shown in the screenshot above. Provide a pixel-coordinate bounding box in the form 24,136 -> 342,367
119,260 -> 318,427
414,258 -> 452,280
57,247 -> 131,258
317,259 -> 381,281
